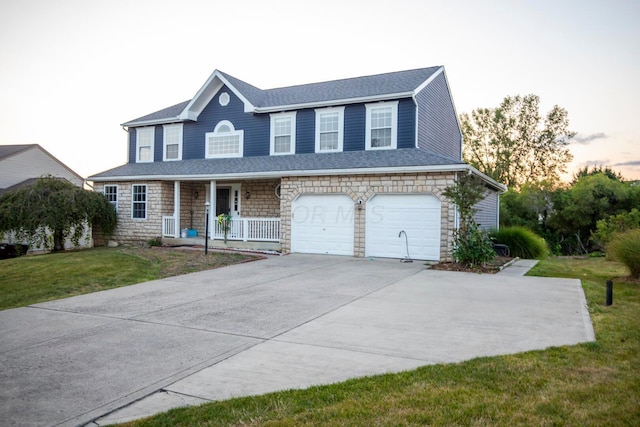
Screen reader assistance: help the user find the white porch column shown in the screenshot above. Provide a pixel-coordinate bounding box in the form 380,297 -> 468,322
173,181 -> 180,238
209,180 -> 216,240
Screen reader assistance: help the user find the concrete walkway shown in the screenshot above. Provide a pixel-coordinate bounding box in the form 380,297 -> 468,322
0,255 -> 594,427
498,258 -> 540,276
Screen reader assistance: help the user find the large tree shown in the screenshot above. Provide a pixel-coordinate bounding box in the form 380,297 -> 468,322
0,176 -> 116,251
460,94 -> 575,190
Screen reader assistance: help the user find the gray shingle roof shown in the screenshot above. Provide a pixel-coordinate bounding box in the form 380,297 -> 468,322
124,100 -> 190,126
0,144 -> 34,160
90,148 -> 463,180
125,67 -> 442,125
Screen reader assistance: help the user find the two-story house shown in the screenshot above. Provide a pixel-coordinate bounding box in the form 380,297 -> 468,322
89,66 -> 505,261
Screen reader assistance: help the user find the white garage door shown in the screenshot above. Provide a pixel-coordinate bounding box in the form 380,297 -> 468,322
366,194 -> 441,260
291,194 -> 354,256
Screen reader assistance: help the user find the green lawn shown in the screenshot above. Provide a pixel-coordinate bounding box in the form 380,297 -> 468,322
117,257 -> 639,426
0,247 -> 260,310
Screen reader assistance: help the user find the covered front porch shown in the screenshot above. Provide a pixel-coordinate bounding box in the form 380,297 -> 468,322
159,178 -> 282,251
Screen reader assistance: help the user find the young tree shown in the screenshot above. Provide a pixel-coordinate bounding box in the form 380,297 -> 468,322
0,176 -> 116,251
442,173 -> 495,267
460,94 -> 575,190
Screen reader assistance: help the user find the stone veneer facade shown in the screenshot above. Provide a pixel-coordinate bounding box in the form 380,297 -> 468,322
94,173 -> 455,261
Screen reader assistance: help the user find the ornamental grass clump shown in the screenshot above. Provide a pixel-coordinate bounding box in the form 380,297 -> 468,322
490,226 -> 549,259
607,229 -> 640,278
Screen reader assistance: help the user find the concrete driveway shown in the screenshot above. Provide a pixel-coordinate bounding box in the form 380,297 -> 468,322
0,254 -> 594,427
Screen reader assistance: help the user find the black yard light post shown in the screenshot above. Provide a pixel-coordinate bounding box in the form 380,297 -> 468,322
204,202 -> 210,255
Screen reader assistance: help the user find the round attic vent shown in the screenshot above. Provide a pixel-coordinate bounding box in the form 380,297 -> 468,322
219,92 -> 230,106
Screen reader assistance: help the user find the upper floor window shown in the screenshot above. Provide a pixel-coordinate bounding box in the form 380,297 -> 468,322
132,184 -> 147,219
136,127 -> 154,162
365,101 -> 398,150
163,124 -> 183,161
205,120 -> 243,158
103,185 -> 118,212
270,112 -> 296,155
315,107 -> 344,153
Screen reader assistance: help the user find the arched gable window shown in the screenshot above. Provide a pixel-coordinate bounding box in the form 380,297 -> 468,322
205,120 -> 244,158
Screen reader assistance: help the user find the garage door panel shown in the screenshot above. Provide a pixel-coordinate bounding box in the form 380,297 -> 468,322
291,195 -> 354,256
366,194 -> 441,260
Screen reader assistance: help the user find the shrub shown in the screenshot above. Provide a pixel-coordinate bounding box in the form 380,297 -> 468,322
592,208 -> 640,247
147,237 -> 162,247
452,223 -> 496,268
490,226 -> 549,259
607,229 -> 640,278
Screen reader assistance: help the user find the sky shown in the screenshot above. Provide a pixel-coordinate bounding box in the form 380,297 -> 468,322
1,0 -> 638,182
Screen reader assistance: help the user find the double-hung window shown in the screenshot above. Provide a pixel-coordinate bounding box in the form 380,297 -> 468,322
104,185 -> 118,212
315,107 -> 344,153
136,127 -> 155,162
163,124 -> 183,161
132,185 -> 147,219
365,101 -> 398,150
205,121 -> 243,158
270,112 -> 296,155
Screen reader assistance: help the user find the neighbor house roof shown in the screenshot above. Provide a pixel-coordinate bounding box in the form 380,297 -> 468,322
0,144 -> 34,160
123,67 -> 444,127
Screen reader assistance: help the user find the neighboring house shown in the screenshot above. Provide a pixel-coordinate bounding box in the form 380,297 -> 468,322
0,144 -> 84,194
0,144 -> 91,250
90,66 -> 506,261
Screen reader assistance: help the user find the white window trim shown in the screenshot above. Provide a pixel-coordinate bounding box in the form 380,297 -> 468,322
103,184 -> 118,212
314,106 -> 344,153
131,184 -> 148,220
136,127 -> 155,163
365,101 -> 398,150
270,112 -> 296,155
163,123 -> 183,161
205,120 -> 244,159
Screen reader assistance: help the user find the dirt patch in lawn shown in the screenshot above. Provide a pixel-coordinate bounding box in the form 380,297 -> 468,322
429,256 -> 515,274
121,246 -> 264,278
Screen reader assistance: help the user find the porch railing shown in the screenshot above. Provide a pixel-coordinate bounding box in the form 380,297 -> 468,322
214,217 -> 280,242
162,216 -> 177,238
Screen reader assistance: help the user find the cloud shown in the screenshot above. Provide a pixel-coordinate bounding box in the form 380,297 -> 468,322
581,160 -> 611,167
572,132 -> 607,144
613,160 -> 640,167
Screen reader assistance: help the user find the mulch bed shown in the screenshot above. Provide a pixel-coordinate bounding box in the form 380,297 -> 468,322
429,256 -> 515,274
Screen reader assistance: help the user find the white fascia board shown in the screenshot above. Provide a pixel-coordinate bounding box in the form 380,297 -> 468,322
440,68 -> 465,156
179,70 -> 257,118
253,92 -> 415,113
121,117 -> 186,127
413,66 -> 444,94
467,165 -> 508,193
89,163 -> 471,182
214,73 -> 258,113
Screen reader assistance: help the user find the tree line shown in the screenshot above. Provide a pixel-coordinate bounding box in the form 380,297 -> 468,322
461,95 -> 639,255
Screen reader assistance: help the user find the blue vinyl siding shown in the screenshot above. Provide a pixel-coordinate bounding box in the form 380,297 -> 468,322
153,126 -> 162,161
128,90 -> 418,161
182,86 -> 270,158
473,190 -> 499,231
344,104 -> 365,151
128,130 -> 136,163
397,98 -> 416,149
295,109 -> 315,154
416,73 -> 462,160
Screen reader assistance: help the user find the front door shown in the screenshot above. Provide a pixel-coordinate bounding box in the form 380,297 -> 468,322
216,188 -> 230,216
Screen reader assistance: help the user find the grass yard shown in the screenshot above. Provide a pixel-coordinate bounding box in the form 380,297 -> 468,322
116,257 -> 639,427
0,246 -> 261,310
